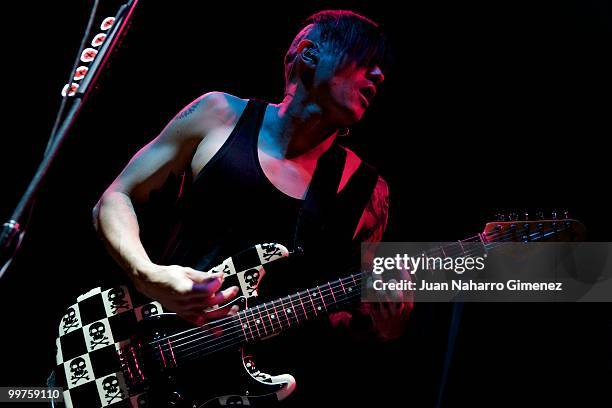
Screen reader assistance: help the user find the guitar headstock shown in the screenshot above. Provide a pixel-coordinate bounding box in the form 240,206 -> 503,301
482,211 -> 586,243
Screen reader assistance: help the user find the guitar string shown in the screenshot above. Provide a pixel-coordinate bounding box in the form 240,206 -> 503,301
146,224 -> 535,346
162,226 -> 567,366
140,274 -> 358,361
164,277 -> 363,364
172,217 -> 560,365
180,297 -> 361,364
146,224 -> 569,360
147,223 -> 569,354
159,239 -> 494,361
141,287 -> 364,372
159,274 -> 361,360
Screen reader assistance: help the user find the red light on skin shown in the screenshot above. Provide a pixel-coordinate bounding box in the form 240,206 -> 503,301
81,48 -> 97,62
91,33 -> 107,47
61,82 -> 79,97
74,66 -> 89,80
101,17 -> 115,31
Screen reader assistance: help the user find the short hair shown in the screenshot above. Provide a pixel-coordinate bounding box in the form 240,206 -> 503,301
284,10 -> 388,90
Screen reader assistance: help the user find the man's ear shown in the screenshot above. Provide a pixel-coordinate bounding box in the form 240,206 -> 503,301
296,39 -> 319,68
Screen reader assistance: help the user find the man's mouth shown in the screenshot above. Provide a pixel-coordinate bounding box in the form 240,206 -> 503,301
359,85 -> 376,106
359,93 -> 370,107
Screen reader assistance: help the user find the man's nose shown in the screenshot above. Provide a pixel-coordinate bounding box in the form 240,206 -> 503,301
367,65 -> 385,86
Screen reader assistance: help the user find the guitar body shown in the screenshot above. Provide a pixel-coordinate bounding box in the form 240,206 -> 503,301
53,243 -> 296,408
136,312 -> 294,408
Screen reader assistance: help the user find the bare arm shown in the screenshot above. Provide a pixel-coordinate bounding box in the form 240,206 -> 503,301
361,177 -> 412,340
93,91 -> 240,324
354,175 -> 390,243
332,176 -> 412,340
93,92 -> 208,277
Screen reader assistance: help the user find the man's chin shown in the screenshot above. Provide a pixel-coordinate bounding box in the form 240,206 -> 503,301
348,109 -> 365,125
325,102 -> 364,127
340,105 -> 365,126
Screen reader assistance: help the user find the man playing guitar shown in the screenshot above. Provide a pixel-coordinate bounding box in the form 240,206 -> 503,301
92,10 -> 411,406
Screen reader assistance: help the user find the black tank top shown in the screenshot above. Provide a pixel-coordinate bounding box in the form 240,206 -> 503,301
162,99 -> 378,281
164,100 -> 301,272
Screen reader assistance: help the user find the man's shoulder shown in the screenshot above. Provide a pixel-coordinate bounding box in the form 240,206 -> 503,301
172,91 -> 249,137
190,91 -> 248,121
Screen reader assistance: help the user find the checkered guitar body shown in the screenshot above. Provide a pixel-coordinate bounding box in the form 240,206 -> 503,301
53,243 -> 312,408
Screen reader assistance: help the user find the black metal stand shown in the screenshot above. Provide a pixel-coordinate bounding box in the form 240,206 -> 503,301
0,98 -> 82,268
436,302 -> 464,408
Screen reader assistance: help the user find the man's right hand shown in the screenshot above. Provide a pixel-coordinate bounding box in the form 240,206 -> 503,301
132,264 -> 239,326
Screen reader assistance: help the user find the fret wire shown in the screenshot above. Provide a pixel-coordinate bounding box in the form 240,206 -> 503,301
260,303 -> 275,334
287,294 -> 300,324
305,288 -> 319,315
256,306 -> 268,336
458,240 -> 466,254
279,296 -> 291,328
297,291 -> 308,321
328,282 -> 337,304
338,278 -> 346,294
272,299 -> 283,330
306,288 -> 318,316
317,286 -> 328,311
240,310 -> 254,342
235,310 -> 249,342
262,302 -> 277,333
299,291 -> 310,319
249,306 -> 261,338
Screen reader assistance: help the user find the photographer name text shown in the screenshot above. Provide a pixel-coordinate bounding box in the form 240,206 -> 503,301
373,279 -> 563,292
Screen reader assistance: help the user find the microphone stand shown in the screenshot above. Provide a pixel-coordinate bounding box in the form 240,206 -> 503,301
0,0 -> 140,279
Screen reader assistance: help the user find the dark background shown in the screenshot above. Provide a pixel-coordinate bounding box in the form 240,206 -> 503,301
1,0 -> 611,406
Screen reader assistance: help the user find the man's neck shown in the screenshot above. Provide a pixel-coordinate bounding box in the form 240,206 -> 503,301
261,91 -> 338,160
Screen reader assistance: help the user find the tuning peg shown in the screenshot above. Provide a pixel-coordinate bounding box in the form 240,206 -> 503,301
497,213 -> 506,221
536,211 -> 544,220
523,212 -> 529,221
509,213 -> 518,221
551,211 -> 558,220
563,210 -> 570,219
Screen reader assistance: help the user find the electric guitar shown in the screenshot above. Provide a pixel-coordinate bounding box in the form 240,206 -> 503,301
51,215 -> 585,407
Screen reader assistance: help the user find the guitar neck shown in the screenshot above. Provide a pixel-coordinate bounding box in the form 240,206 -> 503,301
161,275 -> 362,369
226,223 -> 565,345
184,217 -> 581,361
233,273 -> 362,343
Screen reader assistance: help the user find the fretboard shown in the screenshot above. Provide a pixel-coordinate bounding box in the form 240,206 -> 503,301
171,221 -> 573,365
163,274 -> 363,367
234,273 -> 362,343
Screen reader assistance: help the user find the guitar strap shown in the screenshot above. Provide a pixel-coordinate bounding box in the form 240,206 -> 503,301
292,143 -> 346,253
292,142 -> 379,255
